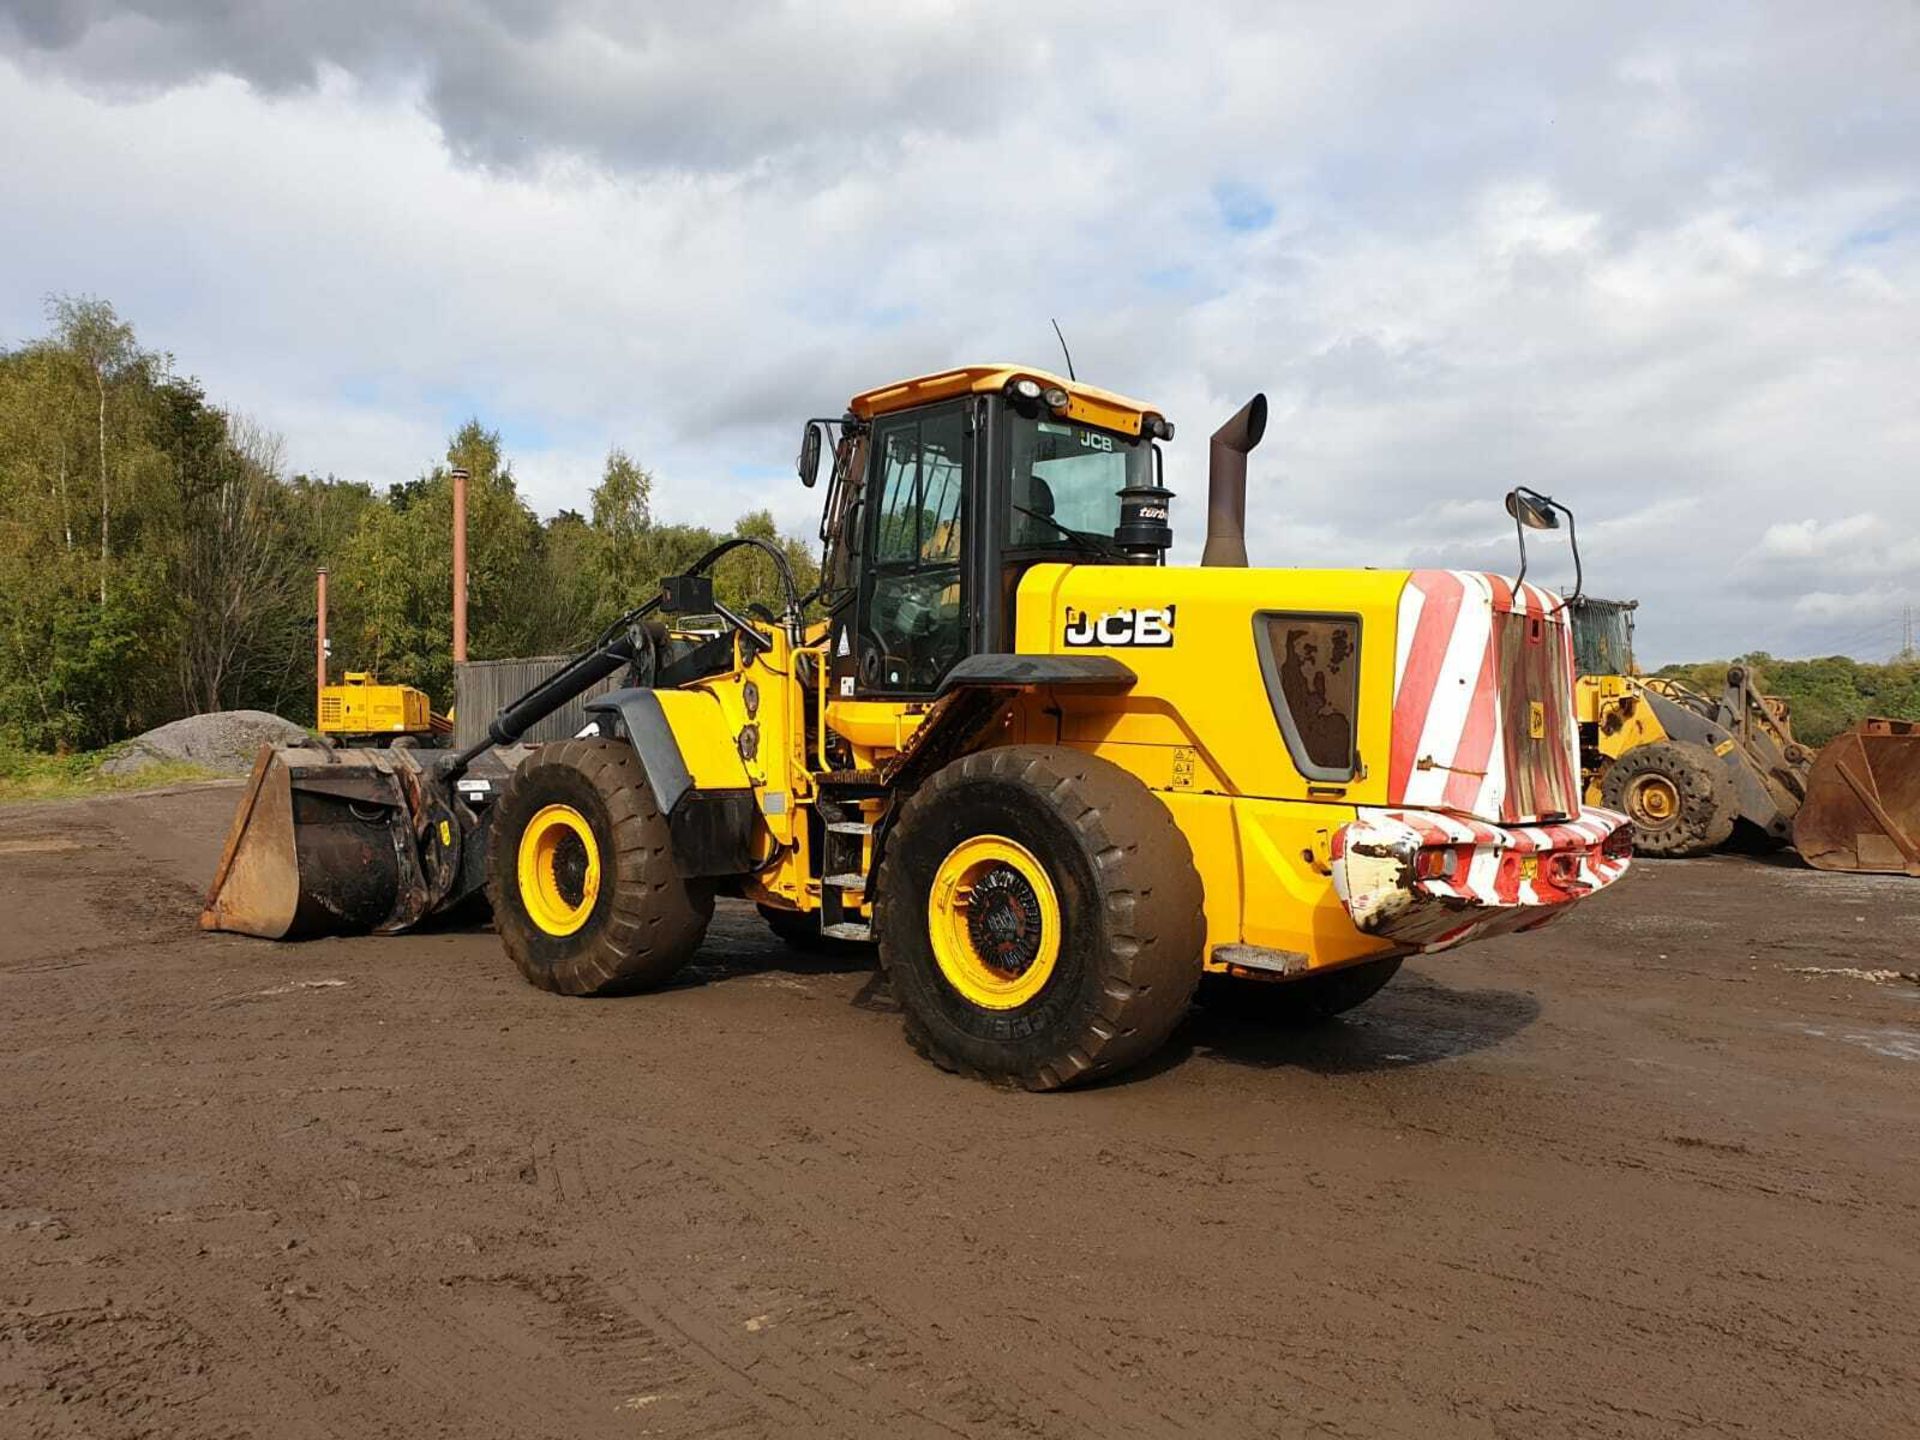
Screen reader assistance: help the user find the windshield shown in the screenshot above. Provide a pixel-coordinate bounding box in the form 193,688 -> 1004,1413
1007,412 -> 1153,549
1570,598 -> 1636,676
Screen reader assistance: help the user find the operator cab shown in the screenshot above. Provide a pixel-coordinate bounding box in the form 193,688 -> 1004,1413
798,365 -> 1173,700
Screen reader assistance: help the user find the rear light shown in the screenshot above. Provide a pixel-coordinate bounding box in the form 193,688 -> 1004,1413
1413,847 -> 1456,881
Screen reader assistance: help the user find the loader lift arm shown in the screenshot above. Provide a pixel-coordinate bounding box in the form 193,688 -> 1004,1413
202,536 -> 808,940
450,533 -> 809,780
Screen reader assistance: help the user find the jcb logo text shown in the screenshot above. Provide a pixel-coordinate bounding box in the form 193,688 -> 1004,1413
1062,605 -> 1176,648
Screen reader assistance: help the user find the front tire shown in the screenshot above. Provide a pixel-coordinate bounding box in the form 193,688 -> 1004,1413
1600,741 -> 1735,858
875,746 -> 1205,1090
488,738 -> 712,994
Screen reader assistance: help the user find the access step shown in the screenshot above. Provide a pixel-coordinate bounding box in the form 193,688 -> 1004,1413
821,921 -> 872,942
817,769 -> 890,797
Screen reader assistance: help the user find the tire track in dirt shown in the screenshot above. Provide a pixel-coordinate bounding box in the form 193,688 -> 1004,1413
6,788 -> 1920,1438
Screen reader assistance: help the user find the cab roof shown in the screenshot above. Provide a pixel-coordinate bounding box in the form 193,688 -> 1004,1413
847,364 -> 1162,438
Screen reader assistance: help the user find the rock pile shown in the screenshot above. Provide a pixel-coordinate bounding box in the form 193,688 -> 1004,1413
101,710 -> 309,777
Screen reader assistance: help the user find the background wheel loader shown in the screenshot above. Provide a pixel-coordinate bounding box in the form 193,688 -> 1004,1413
1565,596 -> 1812,857
205,364 -> 1632,1089
317,672 -> 451,747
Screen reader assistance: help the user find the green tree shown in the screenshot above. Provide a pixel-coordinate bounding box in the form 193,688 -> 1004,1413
1654,652 -> 1920,748
47,296 -> 149,606
0,297 -> 826,749
333,421 -> 546,704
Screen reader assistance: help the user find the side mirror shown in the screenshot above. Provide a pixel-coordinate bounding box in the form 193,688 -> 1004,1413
1503,486 -> 1582,599
1505,487 -> 1560,531
797,422 -> 825,488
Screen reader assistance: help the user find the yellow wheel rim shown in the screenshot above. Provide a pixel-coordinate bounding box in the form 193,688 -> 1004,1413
516,804 -> 601,937
1627,774 -> 1680,826
928,835 -> 1060,1011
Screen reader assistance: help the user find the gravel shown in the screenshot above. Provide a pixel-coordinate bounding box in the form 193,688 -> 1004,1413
101,710 -> 309,776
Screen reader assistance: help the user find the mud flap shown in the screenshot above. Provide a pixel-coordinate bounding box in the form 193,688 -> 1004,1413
1793,719 -> 1920,876
200,744 -> 467,938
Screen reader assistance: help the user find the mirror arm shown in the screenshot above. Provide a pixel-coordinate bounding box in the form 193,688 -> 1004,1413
1563,506 -> 1582,602
1505,485 -> 1583,601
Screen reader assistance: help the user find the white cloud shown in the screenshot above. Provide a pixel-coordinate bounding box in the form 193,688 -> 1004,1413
1792,585 -> 1910,625
1,0 -> 1917,664
1754,515 -> 1886,562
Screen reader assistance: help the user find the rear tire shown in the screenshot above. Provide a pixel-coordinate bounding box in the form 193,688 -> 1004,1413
488,738 -> 712,994
1600,741 -> 1735,858
1199,957 -> 1403,1025
875,745 -> 1205,1090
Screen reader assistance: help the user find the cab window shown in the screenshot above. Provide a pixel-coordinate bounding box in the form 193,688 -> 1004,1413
1006,413 -> 1149,551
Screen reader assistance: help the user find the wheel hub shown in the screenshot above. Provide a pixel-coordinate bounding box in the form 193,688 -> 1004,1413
549,830 -> 589,908
926,834 -> 1062,1011
1627,773 -> 1680,827
516,804 -> 602,937
965,866 -> 1043,977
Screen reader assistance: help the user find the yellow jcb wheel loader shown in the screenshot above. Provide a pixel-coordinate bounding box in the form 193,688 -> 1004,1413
1565,596 -> 1811,858
204,364 -> 1632,1089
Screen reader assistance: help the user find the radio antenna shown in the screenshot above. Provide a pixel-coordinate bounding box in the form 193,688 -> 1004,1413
1050,318 -> 1076,381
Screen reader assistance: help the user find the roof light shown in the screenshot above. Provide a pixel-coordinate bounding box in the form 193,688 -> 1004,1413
1144,413 -> 1175,441
1041,386 -> 1070,412
1008,378 -> 1043,401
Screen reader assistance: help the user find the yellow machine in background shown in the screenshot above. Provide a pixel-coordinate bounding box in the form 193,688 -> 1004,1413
317,672 -> 450,746
1569,598 -> 1808,856
207,364 -> 1632,1089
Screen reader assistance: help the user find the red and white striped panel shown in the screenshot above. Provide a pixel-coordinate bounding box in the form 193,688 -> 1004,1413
1330,804 -> 1632,953
1388,570 -> 1579,824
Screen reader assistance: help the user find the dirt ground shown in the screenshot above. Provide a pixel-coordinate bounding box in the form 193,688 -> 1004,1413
1,785 -> 1916,1440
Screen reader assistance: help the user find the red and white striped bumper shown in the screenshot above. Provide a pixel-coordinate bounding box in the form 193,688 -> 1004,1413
1330,807 -> 1632,953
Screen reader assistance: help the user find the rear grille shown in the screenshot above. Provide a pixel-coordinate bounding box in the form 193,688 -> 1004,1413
1494,611 -> 1580,822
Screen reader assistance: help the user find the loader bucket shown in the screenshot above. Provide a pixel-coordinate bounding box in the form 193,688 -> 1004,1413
1793,719 -> 1920,877
200,744 -> 442,938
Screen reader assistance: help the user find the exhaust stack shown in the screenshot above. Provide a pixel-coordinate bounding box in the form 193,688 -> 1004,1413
1201,393 -> 1268,567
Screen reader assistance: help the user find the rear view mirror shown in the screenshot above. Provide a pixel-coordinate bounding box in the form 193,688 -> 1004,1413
1505,488 -> 1560,531
798,422 -> 824,488
1504,486 -> 1582,599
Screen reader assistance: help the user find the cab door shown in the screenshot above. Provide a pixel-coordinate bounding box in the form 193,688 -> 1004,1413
846,401 -> 973,697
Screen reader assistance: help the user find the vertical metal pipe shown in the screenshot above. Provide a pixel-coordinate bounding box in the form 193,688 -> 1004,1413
315,567 -> 329,725
451,466 -> 470,665
1201,394 -> 1268,567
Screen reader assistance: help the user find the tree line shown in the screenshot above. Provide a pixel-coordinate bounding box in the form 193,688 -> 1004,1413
1654,654 -> 1920,750
0,297 -> 817,751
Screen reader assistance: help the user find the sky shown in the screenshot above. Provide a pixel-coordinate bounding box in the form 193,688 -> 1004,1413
1,0 -> 1915,665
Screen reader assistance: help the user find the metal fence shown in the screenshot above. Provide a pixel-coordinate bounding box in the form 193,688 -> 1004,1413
452,656 -> 622,750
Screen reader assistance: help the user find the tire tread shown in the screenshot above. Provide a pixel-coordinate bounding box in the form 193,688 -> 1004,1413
488,738 -> 712,995
877,744 -> 1205,1090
